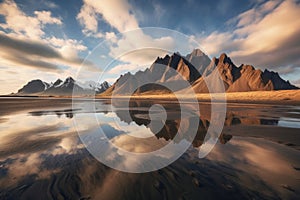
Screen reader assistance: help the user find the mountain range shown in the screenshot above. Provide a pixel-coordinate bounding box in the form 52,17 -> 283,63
15,49 -> 297,96
102,49 -> 297,95
17,77 -> 110,96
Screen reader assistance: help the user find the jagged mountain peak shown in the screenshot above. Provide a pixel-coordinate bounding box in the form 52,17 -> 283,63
16,49 -> 298,96
154,54 -> 170,65
188,48 -> 205,57
64,76 -> 75,83
106,49 -> 298,96
53,79 -> 63,87
214,53 -> 233,65
185,49 -> 211,74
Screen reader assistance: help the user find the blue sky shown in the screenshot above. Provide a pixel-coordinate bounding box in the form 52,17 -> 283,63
0,0 -> 299,94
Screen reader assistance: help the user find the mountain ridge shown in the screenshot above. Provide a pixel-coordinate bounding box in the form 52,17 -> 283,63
17,77 -> 110,96
14,49 -> 298,97
102,50 -> 297,96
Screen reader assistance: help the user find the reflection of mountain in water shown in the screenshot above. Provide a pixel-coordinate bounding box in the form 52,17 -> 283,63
29,109 -> 81,119
112,100 -> 279,147
224,112 -> 279,126
112,100 -> 226,147
27,100 -> 279,148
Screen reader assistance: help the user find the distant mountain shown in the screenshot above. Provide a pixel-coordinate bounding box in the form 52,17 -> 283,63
17,77 -> 110,96
77,80 -> 110,93
18,80 -> 50,94
102,49 -> 297,95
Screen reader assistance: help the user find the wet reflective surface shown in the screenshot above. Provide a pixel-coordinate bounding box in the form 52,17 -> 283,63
0,98 -> 299,199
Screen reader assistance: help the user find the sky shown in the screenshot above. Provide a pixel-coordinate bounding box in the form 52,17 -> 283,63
0,0 -> 299,94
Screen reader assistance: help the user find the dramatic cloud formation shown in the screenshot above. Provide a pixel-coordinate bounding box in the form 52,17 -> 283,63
0,0 -> 61,39
109,34 -> 174,64
0,33 -> 61,58
194,0 -> 300,75
76,0 -> 177,69
0,0 -> 93,72
77,0 -> 139,35
0,31 -> 93,71
34,10 -> 62,25
0,0 -> 98,93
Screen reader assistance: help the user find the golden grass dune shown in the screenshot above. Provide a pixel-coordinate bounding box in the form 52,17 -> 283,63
97,89 -> 300,105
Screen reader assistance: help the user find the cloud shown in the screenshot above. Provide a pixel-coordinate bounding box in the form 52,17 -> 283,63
292,79 -> 300,87
106,63 -> 141,75
0,0 -> 96,72
0,51 -> 59,70
109,34 -> 174,65
0,32 -> 62,58
46,36 -> 87,51
0,0 -> 98,94
194,0 -> 300,73
0,32 -> 62,70
0,32 -> 95,71
234,0 -> 281,28
77,0 -> 175,68
0,0 -> 61,39
34,10 -> 62,25
77,1 -> 98,34
43,1 -> 59,9
77,0 -> 139,34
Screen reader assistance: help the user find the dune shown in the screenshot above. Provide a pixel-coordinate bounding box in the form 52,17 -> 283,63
97,89 -> 300,105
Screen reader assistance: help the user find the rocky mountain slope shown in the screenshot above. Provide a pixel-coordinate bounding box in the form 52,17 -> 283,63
16,49 -> 297,97
191,53 -> 297,93
102,49 -> 297,95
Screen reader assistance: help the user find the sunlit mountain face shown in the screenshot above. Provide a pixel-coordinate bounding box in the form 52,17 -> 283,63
101,50 -> 297,96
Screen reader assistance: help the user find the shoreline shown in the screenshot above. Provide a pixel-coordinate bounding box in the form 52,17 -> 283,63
1,89 -> 300,105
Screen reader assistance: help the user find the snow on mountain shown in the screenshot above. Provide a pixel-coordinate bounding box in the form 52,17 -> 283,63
16,77 -> 110,95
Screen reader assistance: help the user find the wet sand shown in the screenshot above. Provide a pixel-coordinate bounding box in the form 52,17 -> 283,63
0,98 -> 299,199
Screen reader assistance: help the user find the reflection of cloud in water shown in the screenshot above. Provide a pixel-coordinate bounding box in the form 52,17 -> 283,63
29,109 -> 80,118
0,153 -> 61,188
96,112 -> 153,138
80,123 -> 193,172
111,134 -> 168,153
206,137 -> 300,199
278,117 -> 300,128
51,136 -> 85,156
0,99 -> 300,199
0,134 -> 85,189
0,124 -> 63,158
0,112 -> 83,158
0,111 -> 86,190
